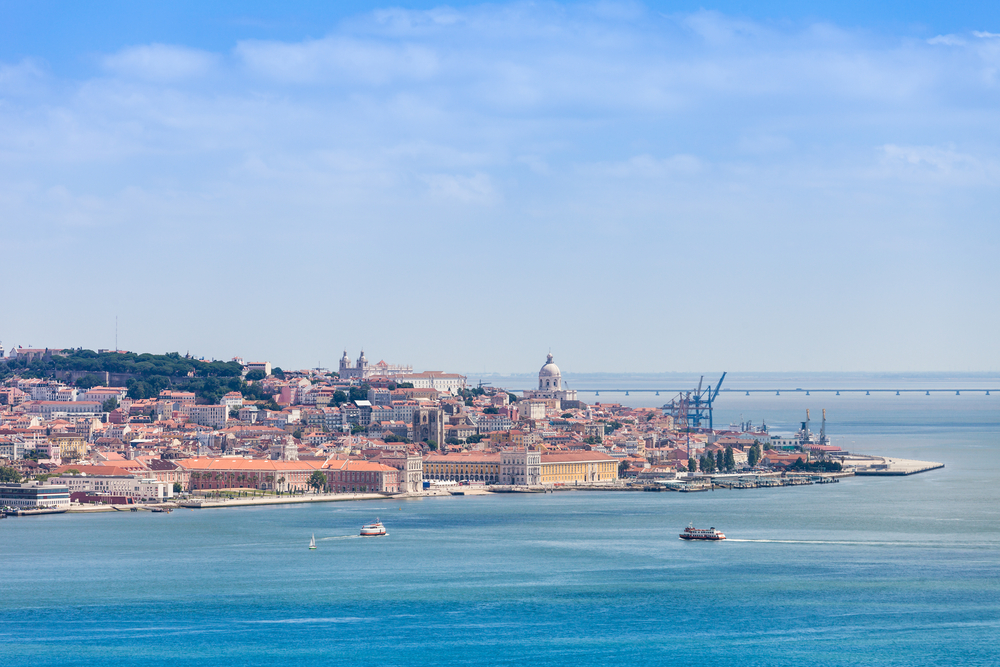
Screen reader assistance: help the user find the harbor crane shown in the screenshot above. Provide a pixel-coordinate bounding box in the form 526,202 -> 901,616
662,372 -> 726,430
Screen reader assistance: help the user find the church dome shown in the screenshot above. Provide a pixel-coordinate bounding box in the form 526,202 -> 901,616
539,353 -> 561,377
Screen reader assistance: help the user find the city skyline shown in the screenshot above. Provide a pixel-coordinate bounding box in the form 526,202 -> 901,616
2,1 -> 998,373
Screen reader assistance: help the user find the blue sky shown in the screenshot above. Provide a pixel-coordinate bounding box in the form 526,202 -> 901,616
1,1 -> 998,374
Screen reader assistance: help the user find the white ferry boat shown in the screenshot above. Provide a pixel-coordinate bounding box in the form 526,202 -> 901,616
679,523 -> 726,541
360,519 -> 387,537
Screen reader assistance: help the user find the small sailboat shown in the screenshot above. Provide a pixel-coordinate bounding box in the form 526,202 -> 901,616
309,534 -> 317,549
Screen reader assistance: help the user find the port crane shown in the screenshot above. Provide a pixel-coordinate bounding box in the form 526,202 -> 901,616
662,372 -> 726,430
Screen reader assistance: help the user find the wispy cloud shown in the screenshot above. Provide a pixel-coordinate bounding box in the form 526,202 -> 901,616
102,43 -> 218,81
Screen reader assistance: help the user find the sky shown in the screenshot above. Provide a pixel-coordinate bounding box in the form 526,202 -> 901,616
1,1 -> 998,375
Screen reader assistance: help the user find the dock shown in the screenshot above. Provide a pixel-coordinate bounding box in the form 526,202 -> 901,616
839,455 -> 944,476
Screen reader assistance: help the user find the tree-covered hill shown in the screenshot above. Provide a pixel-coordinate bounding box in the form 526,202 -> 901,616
0,349 -> 271,405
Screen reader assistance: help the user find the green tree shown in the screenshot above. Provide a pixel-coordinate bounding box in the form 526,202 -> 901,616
426,439 -> 438,451
245,369 -> 266,382
272,367 -> 286,380
716,449 -> 724,472
617,460 -> 629,478
173,482 -> 183,494
724,446 -> 736,471
748,443 -> 762,467
561,413 -> 573,419
688,457 -> 697,473
349,384 -> 370,402
308,471 -> 326,493
507,393 -> 519,404
483,406 -> 500,415
0,466 -> 23,483
292,429 -> 303,440
397,382 -> 414,389
75,374 -> 105,389
101,397 -> 119,413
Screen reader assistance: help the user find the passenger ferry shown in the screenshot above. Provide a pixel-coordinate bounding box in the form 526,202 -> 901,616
360,519 -> 387,537
679,523 -> 726,541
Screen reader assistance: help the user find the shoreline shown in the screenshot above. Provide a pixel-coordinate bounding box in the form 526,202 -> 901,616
13,455 -> 943,516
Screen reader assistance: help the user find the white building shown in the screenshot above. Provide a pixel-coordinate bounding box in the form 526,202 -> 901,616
221,392 -> 245,411
521,353 -> 579,408
395,371 -> 467,394
23,401 -> 103,420
82,387 -> 129,404
245,362 -> 272,376
58,474 -> 172,502
0,482 -> 71,509
188,405 -> 228,429
500,448 -> 541,486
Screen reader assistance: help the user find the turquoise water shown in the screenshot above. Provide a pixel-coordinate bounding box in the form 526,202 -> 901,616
2,391 -> 999,666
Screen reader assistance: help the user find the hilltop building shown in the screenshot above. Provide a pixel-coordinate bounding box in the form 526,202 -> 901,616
521,353 -> 581,409
339,350 -> 412,380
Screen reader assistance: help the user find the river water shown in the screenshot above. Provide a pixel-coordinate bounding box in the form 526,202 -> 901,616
2,379 -> 998,666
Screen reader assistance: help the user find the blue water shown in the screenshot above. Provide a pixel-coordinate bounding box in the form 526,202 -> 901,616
2,388 -> 999,666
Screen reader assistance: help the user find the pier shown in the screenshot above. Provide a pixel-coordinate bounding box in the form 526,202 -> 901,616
841,456 -> 945,476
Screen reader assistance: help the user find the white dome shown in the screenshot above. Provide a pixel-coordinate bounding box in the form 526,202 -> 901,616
539,353 -> 561,377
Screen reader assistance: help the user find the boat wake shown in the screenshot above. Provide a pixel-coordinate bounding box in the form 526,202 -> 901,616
728,538 -> 864,544
319,535 -> 363,541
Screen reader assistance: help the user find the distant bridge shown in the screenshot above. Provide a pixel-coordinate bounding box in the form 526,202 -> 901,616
562,388 -> 995,397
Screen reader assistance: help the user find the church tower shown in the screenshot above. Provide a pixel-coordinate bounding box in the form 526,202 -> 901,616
357,350 -> 369,379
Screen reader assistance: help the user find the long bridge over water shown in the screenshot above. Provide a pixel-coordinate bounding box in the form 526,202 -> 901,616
565,387 -> 996,397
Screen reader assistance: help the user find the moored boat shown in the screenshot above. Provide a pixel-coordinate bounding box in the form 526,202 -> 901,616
679,523 -> 726,540
360,519 -> 387,537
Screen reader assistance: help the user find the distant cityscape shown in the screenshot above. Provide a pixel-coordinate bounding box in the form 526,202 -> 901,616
0,345 -> 935,514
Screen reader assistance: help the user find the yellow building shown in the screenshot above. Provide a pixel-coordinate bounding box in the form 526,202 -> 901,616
423,452 -> 501,483
49,434 -> 88,461
539,451 -> 618,485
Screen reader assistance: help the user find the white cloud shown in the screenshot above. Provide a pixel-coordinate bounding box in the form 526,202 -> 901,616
928,34 -> 966,46
421,172 -> 498,204
0,59 -> 47,95
590,154 -> 704,178
235,36 -> 438,84
879,144 -> 999,185
102,44 -> 217,81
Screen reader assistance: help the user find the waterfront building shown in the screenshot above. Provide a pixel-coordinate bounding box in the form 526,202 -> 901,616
539,452 -> 618,485
0,482 -> 70,509
322,458 -> 400,493
177,458 -> 325,492
424,451 -> 501,483
500,448 -> 541,486
57,472 -> 172,503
